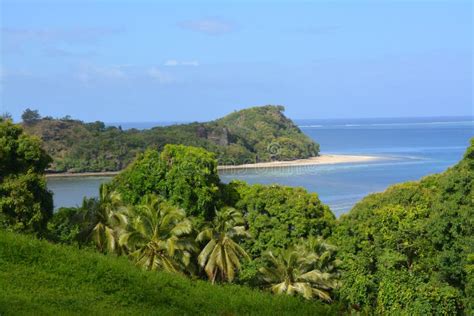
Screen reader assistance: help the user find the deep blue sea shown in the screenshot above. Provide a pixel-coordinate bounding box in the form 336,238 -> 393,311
48,117 -> 474,217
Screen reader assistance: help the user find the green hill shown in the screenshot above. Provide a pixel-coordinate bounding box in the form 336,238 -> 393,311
22,105 -> 318,173
0,230 -> 336,315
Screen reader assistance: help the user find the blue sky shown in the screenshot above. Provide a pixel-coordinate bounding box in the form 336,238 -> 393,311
0,0 -> 472,122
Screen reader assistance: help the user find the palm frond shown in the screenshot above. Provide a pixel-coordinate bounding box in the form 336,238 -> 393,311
259,244 -> 339,302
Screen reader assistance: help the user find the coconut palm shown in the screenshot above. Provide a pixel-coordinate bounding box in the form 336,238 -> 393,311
87,184 -> 128,254
196,207 -> 250,283
300,236 -> 340,274
119,194 -> 196,273
259,245 -> 338,302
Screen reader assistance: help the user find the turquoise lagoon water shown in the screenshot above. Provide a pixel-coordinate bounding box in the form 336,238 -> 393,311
48,117 -> 473,217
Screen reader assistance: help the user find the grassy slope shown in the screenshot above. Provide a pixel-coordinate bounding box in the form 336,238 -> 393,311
0,230 -> 337,315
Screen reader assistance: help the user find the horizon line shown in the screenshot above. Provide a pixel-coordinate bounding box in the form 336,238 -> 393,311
104,114 -> 474,125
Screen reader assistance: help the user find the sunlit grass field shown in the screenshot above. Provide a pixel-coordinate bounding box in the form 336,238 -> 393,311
0,230 -> 338,315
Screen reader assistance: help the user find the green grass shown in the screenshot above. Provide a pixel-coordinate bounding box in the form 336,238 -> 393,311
0,230 -> 338,315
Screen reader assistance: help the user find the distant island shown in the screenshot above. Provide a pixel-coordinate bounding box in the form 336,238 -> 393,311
21,105 -> 320,173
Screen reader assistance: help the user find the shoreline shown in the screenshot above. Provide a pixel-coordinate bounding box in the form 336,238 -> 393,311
45,154 -> 384,178
217,154 -> 383,171
46,171 -> 120,178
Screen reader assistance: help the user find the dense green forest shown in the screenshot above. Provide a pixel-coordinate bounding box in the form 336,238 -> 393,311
21,105 -> 319,173
1,118 -> 473,315
332,138 -> 474,314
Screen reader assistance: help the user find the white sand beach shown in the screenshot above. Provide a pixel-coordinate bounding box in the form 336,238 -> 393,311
217,154 -> 383,171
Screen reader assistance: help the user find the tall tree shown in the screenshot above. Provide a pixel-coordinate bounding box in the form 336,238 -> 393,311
303,236 -> 340,274
112,145 -> 221,220
119,195 -> 196,273
21,108 -> 41,124
0,120 -> 53,234
86,184 -> 129,254
196,207 -> 250,283
228,181 -> 335,258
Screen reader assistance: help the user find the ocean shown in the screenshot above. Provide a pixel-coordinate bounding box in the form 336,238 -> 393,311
47,116 -> 473,217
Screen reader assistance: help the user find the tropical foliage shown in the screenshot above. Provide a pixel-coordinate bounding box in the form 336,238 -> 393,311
43,144 -> 339,299
302,236 -> 340,277
119,195 -> 196,273
22,105 -> 319,173
47,185 -> 128,251
197,207 -> 250,283
331,138 -> 474,314
0,118 -> 53,235
112,144 -> 221,220
3,115 -> 473,315
228,181 -> 335,257
87,185 -> 128,254
47,203 -> 88,245
259,244 -> 339,302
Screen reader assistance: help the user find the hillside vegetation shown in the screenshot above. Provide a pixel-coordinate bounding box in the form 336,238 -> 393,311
2,120 -> 341,314
0,230 -> 336,315
0,120 -> 53,235
2,116 -> 473,314
22,105 -> 319,173
332,138 -> 474,314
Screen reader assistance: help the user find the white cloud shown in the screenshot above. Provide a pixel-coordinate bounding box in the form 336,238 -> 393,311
164,59 -> 199,67
96,67 -> 126,79
164,60 -> 179,66
147,67 -> 173,83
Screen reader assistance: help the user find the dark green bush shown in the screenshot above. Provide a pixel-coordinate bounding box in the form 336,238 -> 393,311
332,138 -> 474,314
0,120 -> 53,235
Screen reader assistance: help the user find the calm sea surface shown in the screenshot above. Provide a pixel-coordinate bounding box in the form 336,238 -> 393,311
48,117 -> 474,217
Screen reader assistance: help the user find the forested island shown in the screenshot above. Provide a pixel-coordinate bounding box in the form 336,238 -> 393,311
1,117 -> 473,315
20,105 -> 319,173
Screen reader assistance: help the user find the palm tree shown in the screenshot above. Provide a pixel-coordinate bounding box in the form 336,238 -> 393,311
259,244 -> 339,302
86,184 -> 128,254
196,207 -> 250,283
300,236 -> 340,274
119,195 -> 196,273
